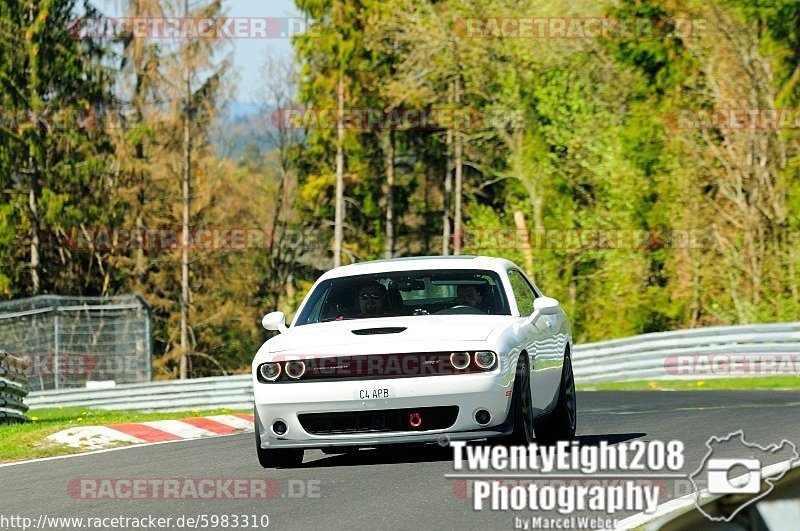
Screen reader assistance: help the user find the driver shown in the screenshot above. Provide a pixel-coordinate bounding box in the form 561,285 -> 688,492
455,284 -> 483,308
357,281 -> 388,318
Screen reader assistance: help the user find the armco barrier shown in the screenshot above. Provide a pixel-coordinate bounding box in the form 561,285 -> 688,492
0,351 -> 30,423
26,374 -> 252,412
573,321 -> 800,383
26,321 -> 800,411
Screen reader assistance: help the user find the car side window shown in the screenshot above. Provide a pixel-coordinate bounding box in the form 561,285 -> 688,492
508,269 -> 537,316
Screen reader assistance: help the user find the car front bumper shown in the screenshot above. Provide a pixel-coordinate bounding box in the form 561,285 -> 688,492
253,371 -> 514,449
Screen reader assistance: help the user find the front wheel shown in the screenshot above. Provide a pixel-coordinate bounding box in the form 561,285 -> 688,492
534,350 -> 577,444
254,409 -> 304,468
498,354 -> 534,445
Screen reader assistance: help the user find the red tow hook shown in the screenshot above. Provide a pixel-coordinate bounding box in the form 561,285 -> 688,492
409,412 -> 423,428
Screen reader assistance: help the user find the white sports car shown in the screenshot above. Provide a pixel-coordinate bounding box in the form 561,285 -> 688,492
252,256 -> 576,468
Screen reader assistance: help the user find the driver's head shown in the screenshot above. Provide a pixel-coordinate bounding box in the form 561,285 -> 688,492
456,285 -> 483,307
358,281 -> 387,317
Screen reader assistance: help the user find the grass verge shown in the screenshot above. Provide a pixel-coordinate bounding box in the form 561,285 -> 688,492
0,407 -> 248,464
578,376 -> 800,391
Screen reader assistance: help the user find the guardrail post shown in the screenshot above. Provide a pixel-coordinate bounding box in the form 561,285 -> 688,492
145,306 -> 152,381
54,310 -> 60,390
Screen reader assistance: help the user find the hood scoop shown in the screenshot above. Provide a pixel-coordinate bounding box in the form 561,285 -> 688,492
351,326 -> 407,336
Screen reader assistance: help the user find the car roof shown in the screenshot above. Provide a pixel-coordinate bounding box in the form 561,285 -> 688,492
319,255 -> 519,280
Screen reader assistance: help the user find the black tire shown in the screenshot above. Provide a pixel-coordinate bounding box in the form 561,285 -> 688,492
498,354 -> 534,446
254,409 -> 304,468
534,350 -> 577,444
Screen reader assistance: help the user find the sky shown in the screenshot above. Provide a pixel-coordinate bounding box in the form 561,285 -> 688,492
95,0 -> 301,105
221,0 -> 300,103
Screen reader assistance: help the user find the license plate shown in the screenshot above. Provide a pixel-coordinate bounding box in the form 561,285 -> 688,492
353,386 -> 395,400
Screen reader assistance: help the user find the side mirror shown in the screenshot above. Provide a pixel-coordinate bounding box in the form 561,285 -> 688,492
527,297 -> 560,325
262,311 -> 288,334
534,297 -> 560,315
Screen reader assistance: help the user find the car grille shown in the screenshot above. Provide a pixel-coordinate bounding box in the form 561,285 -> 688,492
299,406 -> 459,435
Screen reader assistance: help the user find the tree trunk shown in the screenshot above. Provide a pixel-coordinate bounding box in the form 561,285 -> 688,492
27,1 -> 41,295
268,154 -> 286,259
28,166 -> 40,295
180,119 -> 190,379
442,126 -> 452,255
423,165 -> 432,253
179,0 -> 191,380
333,76 -> 345,267
135,201 -> 145,284
514,211 -> 534,276
384,129 -> 395,259
453,77 -> 463,255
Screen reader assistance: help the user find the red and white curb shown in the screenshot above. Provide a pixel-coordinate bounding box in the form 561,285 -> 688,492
47,414 -> 254,449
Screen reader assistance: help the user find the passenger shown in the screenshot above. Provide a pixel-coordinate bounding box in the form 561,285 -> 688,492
455,284 -> 483,308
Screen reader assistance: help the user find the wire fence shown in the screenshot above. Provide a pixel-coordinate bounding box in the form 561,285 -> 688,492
0,295 -> 152,391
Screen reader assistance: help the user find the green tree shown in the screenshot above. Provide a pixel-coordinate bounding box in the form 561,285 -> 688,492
0,0 -> 115,297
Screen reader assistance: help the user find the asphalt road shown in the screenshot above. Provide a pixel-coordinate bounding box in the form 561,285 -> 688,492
2,391 -> 799,530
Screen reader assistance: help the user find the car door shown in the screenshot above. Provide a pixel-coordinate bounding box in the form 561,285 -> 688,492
507,269 -> 562,413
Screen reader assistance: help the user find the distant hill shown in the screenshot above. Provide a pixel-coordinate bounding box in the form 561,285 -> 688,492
212,101 -> 282,158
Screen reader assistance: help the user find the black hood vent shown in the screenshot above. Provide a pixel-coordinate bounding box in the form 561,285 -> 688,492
351,327 -> 407,335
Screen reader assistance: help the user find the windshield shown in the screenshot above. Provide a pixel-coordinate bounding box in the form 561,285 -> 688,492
295,269 -> 510,325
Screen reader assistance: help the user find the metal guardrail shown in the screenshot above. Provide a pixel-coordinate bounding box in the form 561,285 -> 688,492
0,351 -> 30,423
26,374 -> 252,412
25,321 -> 800,411
573,321 -> 800,383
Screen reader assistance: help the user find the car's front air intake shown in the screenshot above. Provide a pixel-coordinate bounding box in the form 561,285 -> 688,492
351,327 -> 407,335
299,406 -> 459,435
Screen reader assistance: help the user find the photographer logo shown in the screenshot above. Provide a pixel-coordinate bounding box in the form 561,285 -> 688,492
690,431 -> 799,522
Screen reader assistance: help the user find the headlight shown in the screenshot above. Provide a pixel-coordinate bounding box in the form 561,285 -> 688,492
259,362 -> 281,382
474,351 -> 497,370
450,352 -> 471,370
285,360 -> 306,379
